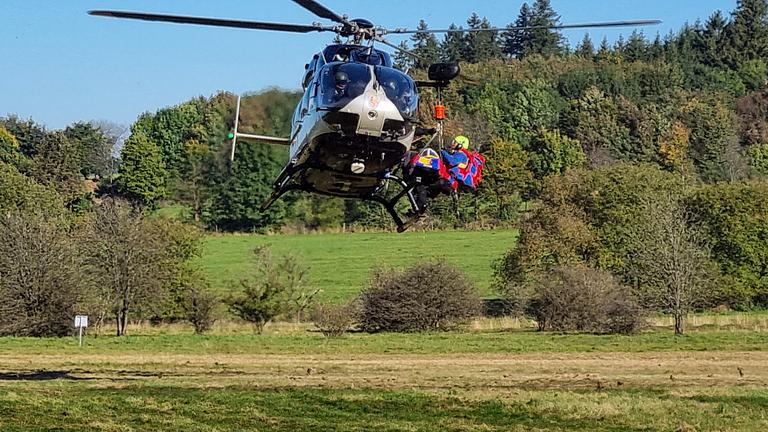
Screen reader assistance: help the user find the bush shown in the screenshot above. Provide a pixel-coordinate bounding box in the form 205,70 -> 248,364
525,266 -> 646,334
0,212 -> 85,336
359,261 -> 482,333
311,302 -> 359,338
182,286 -> 218,335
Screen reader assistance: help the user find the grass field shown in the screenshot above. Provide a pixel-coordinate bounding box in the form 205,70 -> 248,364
198,230 -> 518,302
4,227 -> 767,430
2,319 -> 767,431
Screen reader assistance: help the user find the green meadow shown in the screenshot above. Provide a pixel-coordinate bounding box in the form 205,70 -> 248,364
198,229 -> 518,302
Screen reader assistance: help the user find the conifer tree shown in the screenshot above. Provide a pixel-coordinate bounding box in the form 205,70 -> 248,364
614,35 -> 626,57
502,3 -> 532,58
410,20 -> 440,68
596,36 -> 612,61
696,10 -> 728,67
575,33 -> 595,59
675,23 -> 701,68
464,14 -> 502,63
624,31 -> 649,62
526,0 -> 565,57
723,0 -> 768,66
441,24 -> 467,61
649,33 -> 665,59
393,41 -> 414,70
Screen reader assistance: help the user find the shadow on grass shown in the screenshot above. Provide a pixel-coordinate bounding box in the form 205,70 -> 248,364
689,394 -> 768,409
0,370 -> 94,381
11,385 -> 766,431
43,386 -> 648,432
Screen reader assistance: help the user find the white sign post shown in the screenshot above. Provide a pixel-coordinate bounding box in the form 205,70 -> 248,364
74,315 -> 88,347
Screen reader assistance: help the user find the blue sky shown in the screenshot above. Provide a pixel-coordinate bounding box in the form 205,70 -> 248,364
1,0 -> 736,130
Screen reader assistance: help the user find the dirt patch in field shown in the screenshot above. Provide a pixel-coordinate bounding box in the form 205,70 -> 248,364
1,351 -> 765,392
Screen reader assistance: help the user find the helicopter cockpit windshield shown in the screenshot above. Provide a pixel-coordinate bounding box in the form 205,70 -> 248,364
376,67 -> 418,120
318,63 -> 371,109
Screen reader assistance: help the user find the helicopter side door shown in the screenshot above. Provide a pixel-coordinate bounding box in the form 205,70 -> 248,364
300,54 -> 320,119
290,53 -> 324,159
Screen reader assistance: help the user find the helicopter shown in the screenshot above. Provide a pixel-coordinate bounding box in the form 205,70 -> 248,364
90,1 -> 660,232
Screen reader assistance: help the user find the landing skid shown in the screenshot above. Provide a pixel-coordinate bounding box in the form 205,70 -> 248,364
260,169 -> 424,233
365,173 -> 424,232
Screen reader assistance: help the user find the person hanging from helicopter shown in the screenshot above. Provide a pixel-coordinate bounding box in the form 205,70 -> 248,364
441,135 -> 485,191
404,146 -> 452,211
403,133 -> 482,211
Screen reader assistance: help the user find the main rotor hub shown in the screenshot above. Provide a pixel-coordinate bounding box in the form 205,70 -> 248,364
340,18 -> 374,38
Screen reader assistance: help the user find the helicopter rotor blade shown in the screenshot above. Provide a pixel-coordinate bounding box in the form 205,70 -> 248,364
88,10 -> 336,33
374,36 -> 427,63
385,19 -> 662,35
292,0 -> 348,25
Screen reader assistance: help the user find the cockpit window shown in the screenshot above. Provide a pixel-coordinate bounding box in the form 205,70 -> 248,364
318,62 -> 371,109
376,67 -> 418,120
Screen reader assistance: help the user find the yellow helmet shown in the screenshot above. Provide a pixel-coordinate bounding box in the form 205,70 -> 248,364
453,135 -> 470,150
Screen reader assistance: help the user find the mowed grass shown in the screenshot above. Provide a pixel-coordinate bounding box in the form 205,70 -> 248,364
198,229 -> 518,302
2,326 -> 768,431
2,384 -> 767,432
2,327 -> 768,356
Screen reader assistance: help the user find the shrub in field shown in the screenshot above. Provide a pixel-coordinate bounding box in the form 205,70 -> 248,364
526,265 -> 646,334
226,246 -> 318,334
0,212 -> 84,337
181,284 -> 218,335
311,302 -> 359,338
359,261 -> 482,333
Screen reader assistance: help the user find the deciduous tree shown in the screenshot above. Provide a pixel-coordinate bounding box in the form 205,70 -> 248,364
118,133 -> 166,207
226,246 -> 317,333
626,195 -> 717,334
31,131 -> 84,207
78,199 -> 200,335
